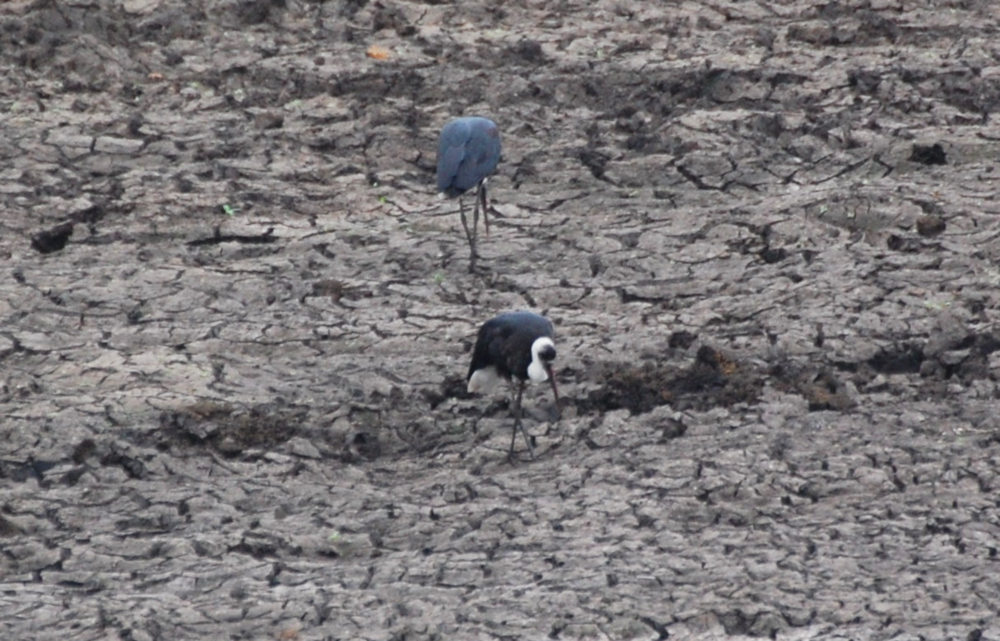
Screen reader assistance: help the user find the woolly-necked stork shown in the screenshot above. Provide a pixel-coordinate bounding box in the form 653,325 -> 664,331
436,116 -> 501,272
467,311 -> 560,460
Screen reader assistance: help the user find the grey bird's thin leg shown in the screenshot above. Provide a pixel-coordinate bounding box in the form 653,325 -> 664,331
458,197 -> 477,272
478,181 -> 490,237
470,186 -> 481,270
509,381 -> 535,462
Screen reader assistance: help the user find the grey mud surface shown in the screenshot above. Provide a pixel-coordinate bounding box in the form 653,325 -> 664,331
3,1 -> 1000,640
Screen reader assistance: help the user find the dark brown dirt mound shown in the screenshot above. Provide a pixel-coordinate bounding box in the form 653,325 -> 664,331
586,344 -> 764,414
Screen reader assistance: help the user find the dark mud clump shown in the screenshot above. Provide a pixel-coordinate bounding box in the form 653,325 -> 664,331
158,401 -> 303,456
585,345 -> 764,414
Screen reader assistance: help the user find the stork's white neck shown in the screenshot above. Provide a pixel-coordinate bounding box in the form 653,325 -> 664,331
527,337 -> 555,382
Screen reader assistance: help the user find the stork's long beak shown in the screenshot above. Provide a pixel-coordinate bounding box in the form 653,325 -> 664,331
545,363 -> 560,408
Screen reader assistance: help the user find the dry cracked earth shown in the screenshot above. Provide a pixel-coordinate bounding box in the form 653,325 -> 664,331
2,1 -> 1000,640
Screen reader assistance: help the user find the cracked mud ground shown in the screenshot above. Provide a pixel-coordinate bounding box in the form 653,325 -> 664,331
2,1 -> 1000,639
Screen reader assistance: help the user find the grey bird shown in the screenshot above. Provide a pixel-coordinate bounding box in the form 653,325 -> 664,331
437,116 -> 501,272
467,311 -> 560,460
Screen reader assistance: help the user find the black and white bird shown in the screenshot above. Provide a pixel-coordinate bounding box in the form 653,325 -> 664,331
467,311 -> 560,460
436,116 -> 501,272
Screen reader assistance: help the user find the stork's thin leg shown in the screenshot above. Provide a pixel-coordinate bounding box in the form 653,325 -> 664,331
458,198 -> 472,246
478,182 -> 490,237
509,381 -> 535,462
471,188 -> 480,254
508,412 -> 518,460
458,198 -> 477,272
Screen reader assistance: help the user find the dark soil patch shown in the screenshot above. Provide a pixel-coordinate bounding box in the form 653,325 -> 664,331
158,401 -> 303,456
584,345 -> 764,414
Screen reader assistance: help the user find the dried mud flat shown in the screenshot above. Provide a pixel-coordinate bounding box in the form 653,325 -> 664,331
2,1 -> 1000,640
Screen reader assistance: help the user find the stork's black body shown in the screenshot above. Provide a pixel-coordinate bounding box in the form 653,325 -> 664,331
437,116 -> 501,272
467,312 -> 553,383
467,311 -> 559,460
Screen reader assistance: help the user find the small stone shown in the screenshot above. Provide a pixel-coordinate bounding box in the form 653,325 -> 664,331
93,136 -> 144,154
287,436 -> 322,459
916,215 -> 946,237
31,222 -> 73,254
909,143 -> 947,165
